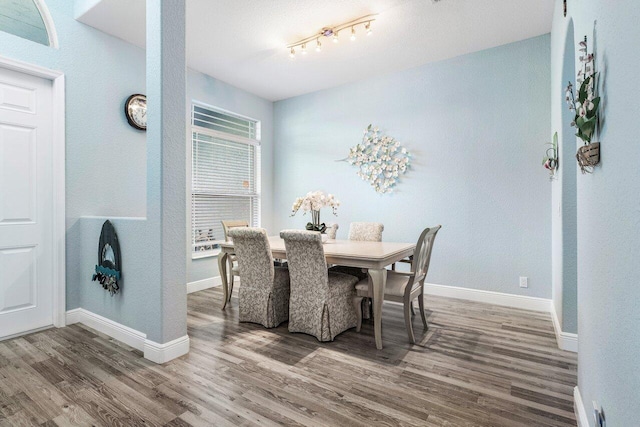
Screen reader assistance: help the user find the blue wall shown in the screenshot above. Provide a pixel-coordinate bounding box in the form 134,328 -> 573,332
0,0 -> 273,338
552,0 -> 640,424
274,35 -> 552,298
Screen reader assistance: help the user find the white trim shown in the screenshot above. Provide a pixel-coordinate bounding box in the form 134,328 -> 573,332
66,308 -> 190,364
424,283 -> 552,312
551,303 -> 578,352
33,0 -> 59,48
187,276 -> 222,294
65,308 -> 146,351
574,386 -> 590,427
0,325 -> 53,342
0,55 -> 66,329
144,335 -> 190,364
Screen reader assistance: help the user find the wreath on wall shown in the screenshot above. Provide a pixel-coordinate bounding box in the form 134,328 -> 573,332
91,220 -> 122,296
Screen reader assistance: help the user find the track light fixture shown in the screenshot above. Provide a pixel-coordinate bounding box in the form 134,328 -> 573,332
287,14 -> 377,58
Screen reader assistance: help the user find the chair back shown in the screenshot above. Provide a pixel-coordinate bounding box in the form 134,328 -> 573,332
326,223 -> 339,240
348,222 -> 384,242
221,220 -> 249,242
412,225 -> 441,285
280,230 -> 328,300
228,227 -> 274,290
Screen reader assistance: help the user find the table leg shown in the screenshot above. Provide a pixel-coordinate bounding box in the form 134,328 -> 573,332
369,268 -> 387,350
218,252 -> 229,310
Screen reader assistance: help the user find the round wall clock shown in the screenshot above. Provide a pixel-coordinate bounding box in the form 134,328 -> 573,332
124,94 -> 147,131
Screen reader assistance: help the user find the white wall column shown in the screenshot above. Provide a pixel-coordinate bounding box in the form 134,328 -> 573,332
144,0 -> 188,362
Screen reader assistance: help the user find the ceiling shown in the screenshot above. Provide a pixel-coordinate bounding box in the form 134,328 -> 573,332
77,0 -> 554,101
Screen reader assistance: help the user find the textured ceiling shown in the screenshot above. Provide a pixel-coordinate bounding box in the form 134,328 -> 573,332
77,0 -> 554,101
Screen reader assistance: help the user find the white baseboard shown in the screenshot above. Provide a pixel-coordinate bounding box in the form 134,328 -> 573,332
187,276 -> 222,294
574,386 -> 589,427
550,304 -> 579,353
65,308 -> 189,364
144,335 -> 190,364
65,308 -> 146,351
424,283 -> 552,312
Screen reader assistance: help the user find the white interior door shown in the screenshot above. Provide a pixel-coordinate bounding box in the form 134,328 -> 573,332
0,66 -> 54,339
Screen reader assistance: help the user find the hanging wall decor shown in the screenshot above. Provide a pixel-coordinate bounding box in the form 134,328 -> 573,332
565,36 -> 602,174
341,124 -> 411,194
92,220 -> 122,296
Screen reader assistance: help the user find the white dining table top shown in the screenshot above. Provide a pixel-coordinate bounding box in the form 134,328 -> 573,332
221,236 -> 415,268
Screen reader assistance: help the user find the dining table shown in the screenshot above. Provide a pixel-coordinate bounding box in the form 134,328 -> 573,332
218,236 -> 416,350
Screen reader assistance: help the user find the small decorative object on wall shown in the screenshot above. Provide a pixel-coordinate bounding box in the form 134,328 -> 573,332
290,191 -> 340,236
564,0 -> 567,17
342,124 -> 411,194
565,36 -> 601,174
124,94 -> 147,131
543,132 -> 559,180
92,220 -> 122,296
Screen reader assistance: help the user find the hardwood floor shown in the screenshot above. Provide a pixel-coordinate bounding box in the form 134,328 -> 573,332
0,287 -> 577,426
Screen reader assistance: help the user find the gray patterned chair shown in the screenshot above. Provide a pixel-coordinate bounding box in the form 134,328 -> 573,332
329,222 -> 384,281
348,222 -> 384,242
325,223 -> 339,240
280,230 -> 362,341
221,220 -> 249,305
228,227 -> 290,328
355,225 -> 442,344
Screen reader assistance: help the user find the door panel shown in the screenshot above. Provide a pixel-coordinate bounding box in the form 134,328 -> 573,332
0,80 -> 36,114
0,123 -> 36,224
0,67 -> 53,339
0,246 -> 36,313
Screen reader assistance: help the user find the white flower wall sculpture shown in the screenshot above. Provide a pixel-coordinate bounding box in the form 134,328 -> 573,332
345,125 -> 411,194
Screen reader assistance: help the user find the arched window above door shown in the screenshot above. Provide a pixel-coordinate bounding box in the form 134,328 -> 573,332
0,0 -> 58,48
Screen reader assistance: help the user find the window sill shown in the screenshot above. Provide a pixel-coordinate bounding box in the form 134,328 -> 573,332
192,249 -> 221,260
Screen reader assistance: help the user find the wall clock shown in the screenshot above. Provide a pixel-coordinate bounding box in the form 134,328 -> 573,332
124,94 -> 147,131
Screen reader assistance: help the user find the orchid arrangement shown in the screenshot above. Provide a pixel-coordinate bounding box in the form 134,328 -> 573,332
290,190 -> 340,232
565,36 -> 600,144
346,125 -> 410,194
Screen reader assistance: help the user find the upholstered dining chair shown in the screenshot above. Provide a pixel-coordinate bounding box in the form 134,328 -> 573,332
228,227 -> 290,328
326,223 -> 339,240
330,222 -> 384,281
280,230 -> 363,341
221,220 -> 249,304
329,222 -> 384,319
348,222 -> 384,242
354,225 -> 441,344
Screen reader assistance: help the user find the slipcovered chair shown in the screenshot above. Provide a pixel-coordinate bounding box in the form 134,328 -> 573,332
330,222 -> 384,280
355,225 -> 442,344
228,227 -> 290,328
280,230 -> 362,341
326,223 -> 339,240
348,222 -> 384,242
221,220 -> 249,305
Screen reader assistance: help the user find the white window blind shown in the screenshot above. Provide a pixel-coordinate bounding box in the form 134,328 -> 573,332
191,104 -> 260,256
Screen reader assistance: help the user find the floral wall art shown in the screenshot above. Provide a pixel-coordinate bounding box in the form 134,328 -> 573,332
342,125 -> 411,194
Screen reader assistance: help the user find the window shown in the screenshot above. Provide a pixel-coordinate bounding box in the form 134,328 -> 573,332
0,0 -> 58,47
191,103 -> 260,257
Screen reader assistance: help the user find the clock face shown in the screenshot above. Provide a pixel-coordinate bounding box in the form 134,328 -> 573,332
125,94 -> 147,130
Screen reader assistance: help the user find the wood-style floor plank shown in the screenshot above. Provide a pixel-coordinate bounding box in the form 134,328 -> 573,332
0,287 -> 577,426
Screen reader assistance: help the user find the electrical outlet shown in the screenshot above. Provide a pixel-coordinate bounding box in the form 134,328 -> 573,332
519,277 -> 528,288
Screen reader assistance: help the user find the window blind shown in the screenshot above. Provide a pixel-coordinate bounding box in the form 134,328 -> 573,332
191,105 -> 260,255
